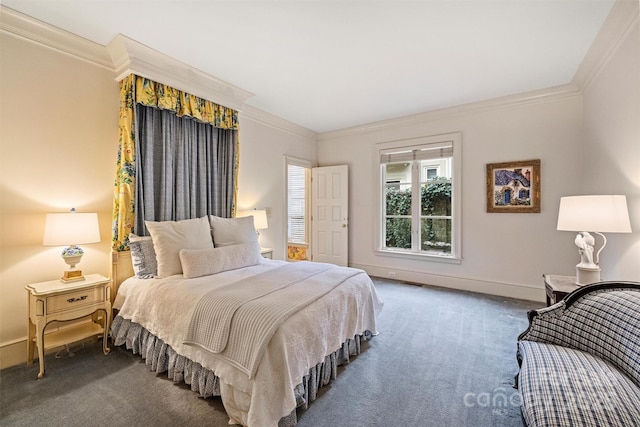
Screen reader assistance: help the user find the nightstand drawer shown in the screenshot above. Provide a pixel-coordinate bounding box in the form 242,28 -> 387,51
47,287 -> 104,314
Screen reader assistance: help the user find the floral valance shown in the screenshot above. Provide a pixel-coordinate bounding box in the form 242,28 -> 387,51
135,77 -> 238,130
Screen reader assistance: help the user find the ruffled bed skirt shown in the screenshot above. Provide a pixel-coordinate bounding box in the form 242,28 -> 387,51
110,315 -> 372,426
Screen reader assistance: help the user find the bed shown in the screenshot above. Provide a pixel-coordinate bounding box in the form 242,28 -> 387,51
109,215 -> 383,427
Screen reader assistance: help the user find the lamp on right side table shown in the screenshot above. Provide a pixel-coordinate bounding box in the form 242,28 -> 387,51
557,195 -> 632,285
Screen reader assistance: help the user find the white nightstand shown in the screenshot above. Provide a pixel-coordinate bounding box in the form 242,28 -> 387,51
25,274 -> 111,379
260,247 -> 273,259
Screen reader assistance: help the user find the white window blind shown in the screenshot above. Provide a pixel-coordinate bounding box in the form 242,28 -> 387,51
288,164 -> 306,244
380,141 -> 453,164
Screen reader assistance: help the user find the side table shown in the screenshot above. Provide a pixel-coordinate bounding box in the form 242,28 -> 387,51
543,274 -> 580,306
26,274 -> 111,379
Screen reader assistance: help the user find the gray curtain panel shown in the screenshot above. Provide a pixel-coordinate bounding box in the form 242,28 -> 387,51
133,104 -> 237,236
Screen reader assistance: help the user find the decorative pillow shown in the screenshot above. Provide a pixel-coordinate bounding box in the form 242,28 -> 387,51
209,215 -> 258,247
145,216 -> 214,278
128,233 -> 157,279
179,241 -> 262,279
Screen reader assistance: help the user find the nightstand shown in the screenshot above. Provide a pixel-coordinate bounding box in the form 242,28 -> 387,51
260,247 -> 273,259
26,274 -> 111,378
543,274 -> 580,306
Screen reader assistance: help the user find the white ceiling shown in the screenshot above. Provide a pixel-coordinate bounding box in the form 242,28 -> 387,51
4,0 -> 615,133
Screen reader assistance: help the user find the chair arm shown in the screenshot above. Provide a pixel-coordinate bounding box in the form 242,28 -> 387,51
517,301 -> 567,343
516,281 -> 640,387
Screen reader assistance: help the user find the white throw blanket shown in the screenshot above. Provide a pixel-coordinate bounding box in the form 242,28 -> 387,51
113,259 -> 383,427
184,262 -> 360,377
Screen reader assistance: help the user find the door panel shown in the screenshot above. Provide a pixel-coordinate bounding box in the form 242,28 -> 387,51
311,165 -> 348,266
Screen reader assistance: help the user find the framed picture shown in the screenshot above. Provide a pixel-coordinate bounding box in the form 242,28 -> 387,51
486,159 -> 540,213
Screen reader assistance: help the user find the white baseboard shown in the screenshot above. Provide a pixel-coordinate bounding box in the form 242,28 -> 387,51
0,339 -> 26,370
0,318 -> 102,370
352,263 -> 545,303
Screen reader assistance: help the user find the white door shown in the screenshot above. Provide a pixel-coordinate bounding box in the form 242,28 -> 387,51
311,165 -> 348,266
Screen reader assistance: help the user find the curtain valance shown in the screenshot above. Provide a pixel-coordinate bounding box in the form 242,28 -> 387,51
135,77 -> 238,130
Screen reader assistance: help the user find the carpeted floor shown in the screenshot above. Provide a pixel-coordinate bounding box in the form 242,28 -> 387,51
0,278 -> 541,427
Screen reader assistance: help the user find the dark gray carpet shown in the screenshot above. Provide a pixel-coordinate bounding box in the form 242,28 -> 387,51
0,278 -> 540,426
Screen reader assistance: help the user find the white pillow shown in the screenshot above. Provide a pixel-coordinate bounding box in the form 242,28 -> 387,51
209,215 -> 258,247
145,217 -> 213,277
179,242 -> 263,279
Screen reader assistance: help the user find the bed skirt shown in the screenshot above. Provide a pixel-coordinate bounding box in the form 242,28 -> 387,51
110,315 -> 373,426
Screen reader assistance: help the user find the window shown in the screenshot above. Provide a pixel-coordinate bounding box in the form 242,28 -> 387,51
376,133 -> 461,262
285,158 -> 311,261
423,165 -> 439,180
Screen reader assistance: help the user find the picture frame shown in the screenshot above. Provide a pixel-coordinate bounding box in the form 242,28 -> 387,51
486,159 -> 540,213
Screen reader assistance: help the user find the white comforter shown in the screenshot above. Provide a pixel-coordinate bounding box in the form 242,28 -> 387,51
113,259 -> 383,427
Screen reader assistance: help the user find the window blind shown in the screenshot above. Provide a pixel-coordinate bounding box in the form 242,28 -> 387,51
288,165 -> 306,243
380,141 -> 453,164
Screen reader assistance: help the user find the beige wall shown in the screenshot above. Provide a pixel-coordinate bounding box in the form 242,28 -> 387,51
315,3 -> 640,300
317,91 -> 584,302
581,16 -> 640,281
0,34 -> 120,368
236,112 -> 318,260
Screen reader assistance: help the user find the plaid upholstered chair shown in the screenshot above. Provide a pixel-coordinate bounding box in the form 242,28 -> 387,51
516,281 -> 640,427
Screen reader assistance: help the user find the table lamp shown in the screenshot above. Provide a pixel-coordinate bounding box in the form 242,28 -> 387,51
43,208 -> 101,282
557,195 -> 631,285
236,209 -> 269,243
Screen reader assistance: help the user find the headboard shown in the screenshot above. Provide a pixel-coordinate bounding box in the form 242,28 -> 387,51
110,250 -> 134,302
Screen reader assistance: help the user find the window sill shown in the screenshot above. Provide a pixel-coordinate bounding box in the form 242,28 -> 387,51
374,249 -> 462,264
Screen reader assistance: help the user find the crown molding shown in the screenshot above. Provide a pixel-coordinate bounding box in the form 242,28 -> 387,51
0,6 -> 255,111
0,6 -> 113,70
106,34 -> 254,111
318,84 -> 581,141
573,0 -> 639,92
0,5 -> 306,135
3,3 -> 609,141
240,104 -> 317,142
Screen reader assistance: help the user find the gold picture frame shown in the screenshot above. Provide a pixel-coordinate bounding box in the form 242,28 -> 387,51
486,159 -> 540,213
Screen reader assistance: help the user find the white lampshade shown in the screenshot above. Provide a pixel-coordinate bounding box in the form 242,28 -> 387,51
557,195 -> 631,286
237,209 -> 268,230
43,211 -> 101,246
557,195 -> 631,233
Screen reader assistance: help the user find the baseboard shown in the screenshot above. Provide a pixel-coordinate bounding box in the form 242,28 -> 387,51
0,339 -> 26,370
352,263 -> 545,302
0,318 -> 104,370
